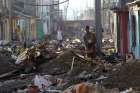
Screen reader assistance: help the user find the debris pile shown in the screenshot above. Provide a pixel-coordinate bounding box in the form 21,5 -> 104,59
0,40 -> 140,93
0,50 -> 16,75
103,62 -> 140,90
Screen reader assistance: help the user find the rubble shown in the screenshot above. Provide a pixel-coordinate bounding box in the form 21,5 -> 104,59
0,51 -> 16,75
0,79 -> 31,93
103,62 -> 140,91
62,82 -> 120,93
0,40 -> 140,93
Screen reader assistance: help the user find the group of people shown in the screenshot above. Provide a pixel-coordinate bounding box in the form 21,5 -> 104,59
56,25 -> 96,59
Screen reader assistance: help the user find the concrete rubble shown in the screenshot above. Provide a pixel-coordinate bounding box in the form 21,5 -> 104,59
0,40 -> 139,93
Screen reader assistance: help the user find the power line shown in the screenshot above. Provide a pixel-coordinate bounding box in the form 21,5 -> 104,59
63,0 -> 69,20
15,0 -> 69,6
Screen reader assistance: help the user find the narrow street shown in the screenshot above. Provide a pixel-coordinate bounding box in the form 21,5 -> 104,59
0,0 -> 139,93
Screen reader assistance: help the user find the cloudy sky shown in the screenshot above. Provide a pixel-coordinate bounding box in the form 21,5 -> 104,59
60,0 -> 95,20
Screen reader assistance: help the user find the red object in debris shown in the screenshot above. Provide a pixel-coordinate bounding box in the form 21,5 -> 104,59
27,85 -> 39,93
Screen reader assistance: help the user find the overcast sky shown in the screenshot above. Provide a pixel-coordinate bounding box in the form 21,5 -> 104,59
60,0 -> 95,20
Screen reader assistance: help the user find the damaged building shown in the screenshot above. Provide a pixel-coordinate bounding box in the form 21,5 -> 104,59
0,0 -> 11,42
0,0 -> 37,43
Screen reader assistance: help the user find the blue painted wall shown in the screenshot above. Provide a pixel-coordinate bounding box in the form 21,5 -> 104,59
36,21 -> 44,40
128,11 -> 140,59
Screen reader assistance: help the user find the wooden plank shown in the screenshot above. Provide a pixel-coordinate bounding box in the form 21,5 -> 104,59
0,70 -> 18,79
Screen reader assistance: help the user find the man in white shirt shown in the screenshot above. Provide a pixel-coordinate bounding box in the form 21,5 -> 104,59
57,27 -> 63,48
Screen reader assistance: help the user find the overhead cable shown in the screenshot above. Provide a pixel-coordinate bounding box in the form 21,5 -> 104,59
15,0 -> 69,6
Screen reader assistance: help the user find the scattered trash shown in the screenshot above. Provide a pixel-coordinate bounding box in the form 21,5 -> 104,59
15,49 -> 28,64
120,88 -> 133,93
95,75 -> 108,81
0,40 -> 139,93
34,75 -> 52,92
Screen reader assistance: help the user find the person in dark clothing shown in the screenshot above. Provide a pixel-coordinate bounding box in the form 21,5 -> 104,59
84,26 -> 96,59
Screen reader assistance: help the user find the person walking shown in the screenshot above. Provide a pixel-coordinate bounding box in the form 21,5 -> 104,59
57,27 -> 63,49
84,26 -> 96,59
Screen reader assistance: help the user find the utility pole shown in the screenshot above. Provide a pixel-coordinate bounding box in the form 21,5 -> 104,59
9,0 -> 12,41
95,0 -> 102,54
108,0 -> 111,33
102,0 -> 105,28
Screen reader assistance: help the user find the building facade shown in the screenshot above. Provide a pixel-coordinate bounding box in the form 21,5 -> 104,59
11,0 -> 37,42
0,0 -> 11,42
111,0 -> 140,59
36,0 -> 61,40
0,0 -> 37,43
